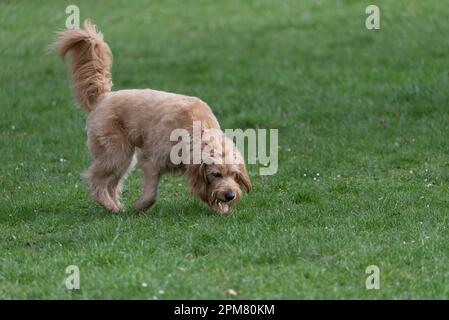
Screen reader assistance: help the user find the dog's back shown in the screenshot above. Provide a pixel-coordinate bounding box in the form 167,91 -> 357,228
89,88 -> 220,148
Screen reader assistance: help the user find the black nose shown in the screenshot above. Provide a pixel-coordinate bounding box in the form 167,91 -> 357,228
224,191 -> 235,201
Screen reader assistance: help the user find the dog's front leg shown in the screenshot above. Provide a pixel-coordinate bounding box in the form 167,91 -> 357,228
134,161 -> 161,211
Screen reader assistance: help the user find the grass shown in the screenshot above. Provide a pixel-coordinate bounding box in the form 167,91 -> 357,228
1,0 -> 449,299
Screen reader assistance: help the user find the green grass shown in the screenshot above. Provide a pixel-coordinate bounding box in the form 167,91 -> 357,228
1,0 -> 449,299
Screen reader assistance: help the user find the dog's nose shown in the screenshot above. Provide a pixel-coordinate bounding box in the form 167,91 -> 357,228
224,191 -> 235,201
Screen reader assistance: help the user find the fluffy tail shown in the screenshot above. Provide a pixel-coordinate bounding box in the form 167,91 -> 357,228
51,20 -> 113,112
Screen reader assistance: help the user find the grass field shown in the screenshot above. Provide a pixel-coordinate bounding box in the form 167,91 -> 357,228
1,0 -> 449,299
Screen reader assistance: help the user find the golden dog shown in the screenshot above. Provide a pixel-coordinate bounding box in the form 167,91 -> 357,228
52,20 -> 251,214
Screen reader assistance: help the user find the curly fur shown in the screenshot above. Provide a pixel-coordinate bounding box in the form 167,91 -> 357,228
52,20 -> 112,111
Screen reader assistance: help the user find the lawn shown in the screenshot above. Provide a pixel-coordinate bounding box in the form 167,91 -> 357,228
1,0 -> 449,299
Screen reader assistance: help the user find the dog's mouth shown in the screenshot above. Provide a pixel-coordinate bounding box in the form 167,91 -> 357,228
210,199 -> 232,214
217,200 -> 231,214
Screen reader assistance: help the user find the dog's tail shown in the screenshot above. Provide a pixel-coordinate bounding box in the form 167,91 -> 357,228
51,20 -> 113,112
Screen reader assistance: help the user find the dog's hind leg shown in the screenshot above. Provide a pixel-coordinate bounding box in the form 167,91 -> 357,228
134,159 -> 161,211
84,159 -> 122,212
108,152 -> 137,211
85,129 -> 134,213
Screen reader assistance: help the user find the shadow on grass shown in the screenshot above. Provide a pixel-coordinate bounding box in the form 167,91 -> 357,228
1,190 -> 224,226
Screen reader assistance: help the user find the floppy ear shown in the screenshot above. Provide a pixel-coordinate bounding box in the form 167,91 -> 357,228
186,163 -> 209,202
238,164 -> 252,193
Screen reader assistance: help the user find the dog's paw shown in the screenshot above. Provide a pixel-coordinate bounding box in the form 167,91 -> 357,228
113,202 -> 125,213
107,204 -> 124,214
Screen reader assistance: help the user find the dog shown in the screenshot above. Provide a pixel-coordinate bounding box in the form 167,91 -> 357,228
51,20 -> 252,214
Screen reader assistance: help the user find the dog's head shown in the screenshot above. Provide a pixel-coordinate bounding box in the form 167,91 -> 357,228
187,133 -> 252,214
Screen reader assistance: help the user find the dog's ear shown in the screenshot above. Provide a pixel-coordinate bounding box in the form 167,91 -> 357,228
186,163 -> 209,202
238,164 -> 252,193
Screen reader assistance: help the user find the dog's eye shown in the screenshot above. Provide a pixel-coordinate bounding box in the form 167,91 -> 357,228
211,172 -> 222,178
